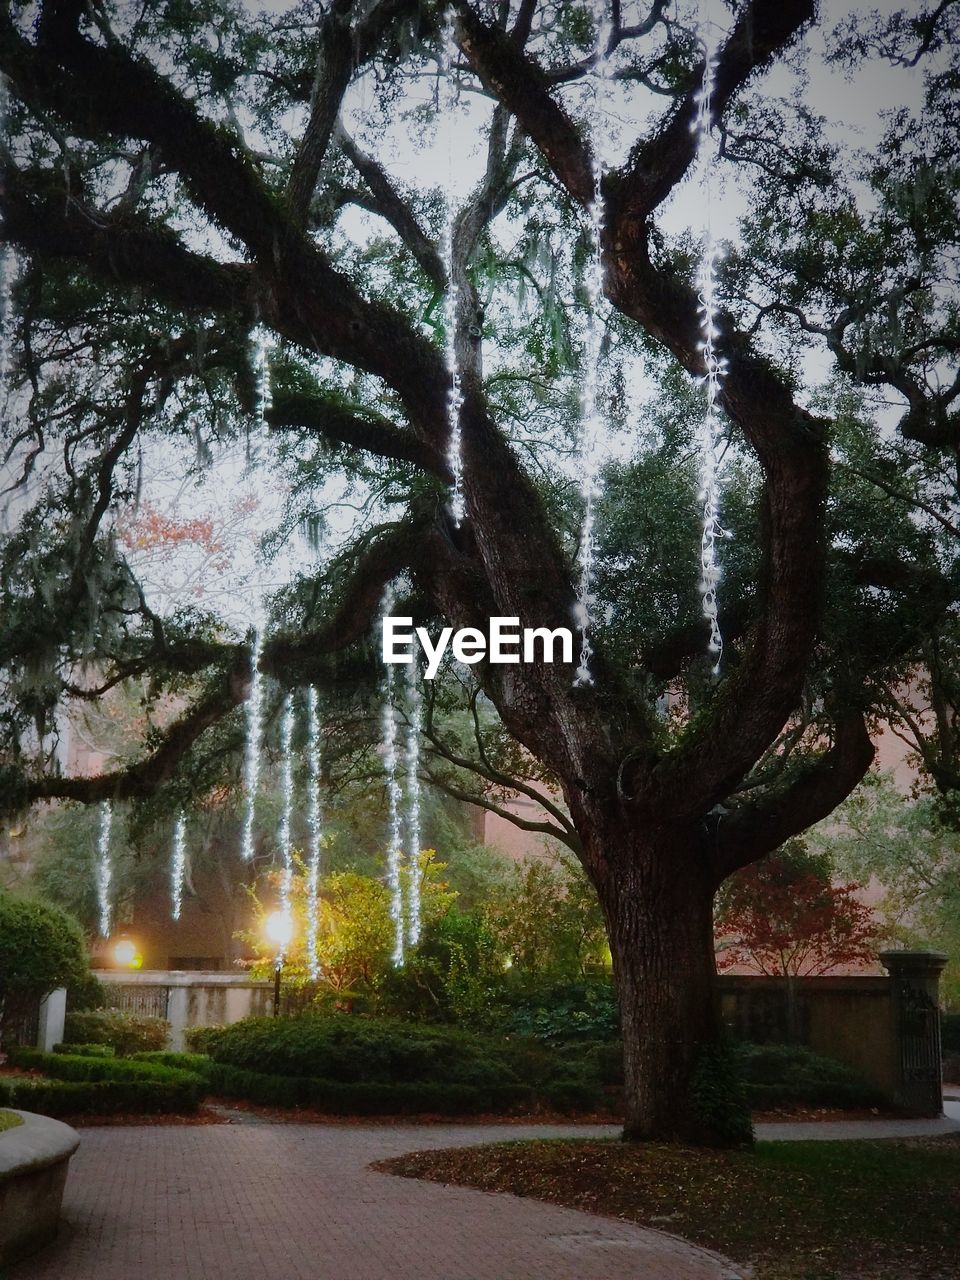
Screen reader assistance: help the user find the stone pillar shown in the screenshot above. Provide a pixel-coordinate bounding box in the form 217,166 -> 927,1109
166,986 -> 189,1053
36,989 -> 66,1052
879,950 -> 948,1117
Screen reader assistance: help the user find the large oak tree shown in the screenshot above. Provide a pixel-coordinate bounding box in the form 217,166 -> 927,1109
1,0 -> 959,1141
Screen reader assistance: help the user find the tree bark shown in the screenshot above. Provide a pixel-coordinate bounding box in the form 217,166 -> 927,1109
587,818 -> 724,1143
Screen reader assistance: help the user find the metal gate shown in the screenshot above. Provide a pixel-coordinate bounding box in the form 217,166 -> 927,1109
896,981 -> 942,1116
102,983 -> 170,1020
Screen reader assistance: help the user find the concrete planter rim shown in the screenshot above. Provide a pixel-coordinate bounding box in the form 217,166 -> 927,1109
0,1109 -> 80,1182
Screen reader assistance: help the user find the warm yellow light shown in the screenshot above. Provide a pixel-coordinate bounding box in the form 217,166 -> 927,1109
264,910 -> 294,948
113,939 -> 137,967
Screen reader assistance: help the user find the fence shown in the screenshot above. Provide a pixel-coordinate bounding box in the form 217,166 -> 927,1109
718,950 -> 947,1116
99,971 -> 273,1051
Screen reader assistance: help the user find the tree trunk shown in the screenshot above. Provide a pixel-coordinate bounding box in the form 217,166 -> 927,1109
591,823 -> 729,1144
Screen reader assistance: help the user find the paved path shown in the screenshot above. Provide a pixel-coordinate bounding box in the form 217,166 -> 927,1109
12,1104 -> 960,1280
12,1124 -> 745,1280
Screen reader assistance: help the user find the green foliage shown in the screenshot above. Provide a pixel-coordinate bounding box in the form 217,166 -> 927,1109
66,970 -> 106,1013
689,1040 -> 755,1149
205,1063 -> 531,1116
483,855 -> 609,980
53,1042 -> 115,1057
735,1043 -> 886,1110
183,1024 -> 223,1054
0,1077 -> 199,1117
377,909 -> 507,1024
0,1110 -> 24,1133
499,977 -> 619,1042
63,1009 -> 169,1056
0,893 -> 90,1018
809,773 -> 960,1004
4,1047 -> 205,1115
131,1051 -> 215,1076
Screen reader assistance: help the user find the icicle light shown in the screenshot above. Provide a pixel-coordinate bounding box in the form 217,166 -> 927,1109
240,627 -> 264,861
278,694 -> 295,959
404,665 -> 423,947
440,8 -> 465,526
96,800 -> 113,937
691,20 -> 726,673
171,813 -> 187,921
251,325 -> 272,436
381,588 -> 405,966
305,685 -> 323,981
0,77 -> 15,390
572,10 -> 612,687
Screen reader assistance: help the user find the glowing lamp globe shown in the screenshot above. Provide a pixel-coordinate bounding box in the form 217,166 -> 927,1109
264,911 -> 293,949
113,939 -> 137,967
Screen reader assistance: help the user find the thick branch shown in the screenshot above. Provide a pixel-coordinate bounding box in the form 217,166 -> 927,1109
267,389 -> 451,479
710,713 -> 876,882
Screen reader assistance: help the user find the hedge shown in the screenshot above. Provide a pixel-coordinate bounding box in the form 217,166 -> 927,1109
4,1047 -> 204,1116
63,1010 -> 168,1056
0,1077 -> 199,1117
206,1062 -> 533,1114
195,1015 -> 524,1090
735,1043 -> 886,1109
132,1051 -> 215,1077
53,1042 -> 115,1057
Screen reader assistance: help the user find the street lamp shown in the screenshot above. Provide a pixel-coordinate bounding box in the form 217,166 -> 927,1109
263,910 -> 293,1017
112,937 -> 143,969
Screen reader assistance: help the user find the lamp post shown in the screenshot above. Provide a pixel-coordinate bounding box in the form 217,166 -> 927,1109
111,937 -> 143,969
263,910 -> 293,1018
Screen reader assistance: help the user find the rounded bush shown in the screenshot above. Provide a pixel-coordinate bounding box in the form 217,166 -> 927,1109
0,894 -> 89,1010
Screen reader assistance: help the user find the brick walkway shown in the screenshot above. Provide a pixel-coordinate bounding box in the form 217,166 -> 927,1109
12,1123 -> 745,1280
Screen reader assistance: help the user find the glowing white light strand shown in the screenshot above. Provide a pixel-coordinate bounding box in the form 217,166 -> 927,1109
305,686 -> 323,981
96,801 -> 113,938
690,23 -> 726,673
0,76 -> 16,390
572,11 -> 612,687
251,326 -> 273,438
404,665 -> 423,947
381,589 -> 405,966
278,694 -> 295,960
240,628 -> 264,861
170,813 -> 187,922
440,9 -> 465,526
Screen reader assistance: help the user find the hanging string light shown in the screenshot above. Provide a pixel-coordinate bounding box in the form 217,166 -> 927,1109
691,15 -> 727,674
251,325 -> 273,438
240,627 -> 265,861
0,75 -> 13,390
305,685 -> 323,981
440,7 -> 465,526
381,587 -> 405,966
170,813 -> 187,921
572,8 -> 612,687
278,694 -> 295,959
404,664 -> 423,947
96,800 -> 113,937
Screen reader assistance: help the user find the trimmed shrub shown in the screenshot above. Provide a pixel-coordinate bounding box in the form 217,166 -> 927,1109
53,1042 -> 115,1057
63,1009 -> 168,1056
183,1025 -> 224,1054
0,1077 -> 199,1117
7,1047 -> 205,1097
132,1051 -> 215,1077
0,895 -> 91,1044
198,1015 -> 523,1090
736,1043 -> 886,1109
205,1062 -> 531,1115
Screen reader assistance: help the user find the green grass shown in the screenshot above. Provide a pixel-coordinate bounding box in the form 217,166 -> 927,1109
0,1110 -> 24,1133
378,1135 -> 960,1280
